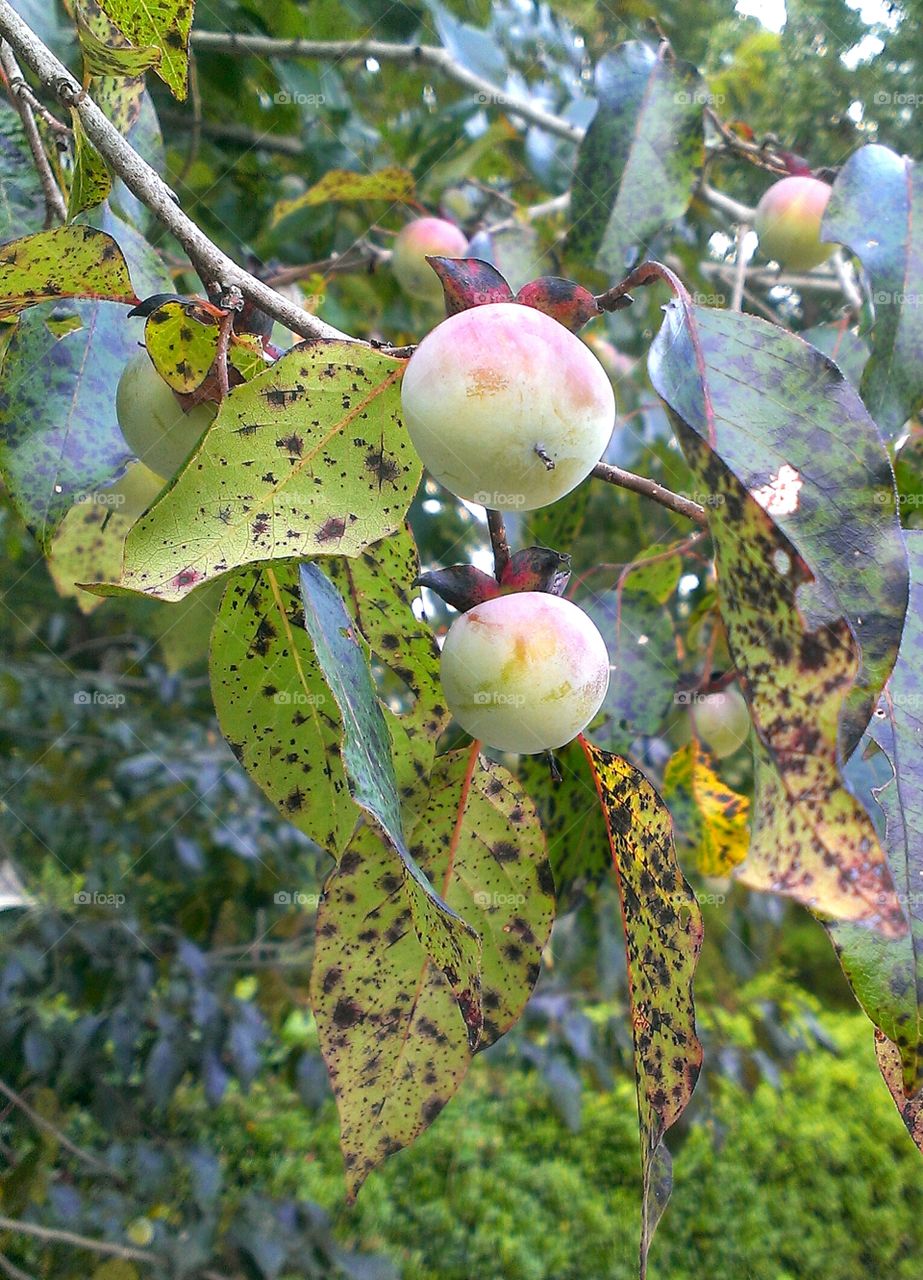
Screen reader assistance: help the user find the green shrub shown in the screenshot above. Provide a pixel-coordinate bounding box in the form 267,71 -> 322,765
194,1013 -> 923,1280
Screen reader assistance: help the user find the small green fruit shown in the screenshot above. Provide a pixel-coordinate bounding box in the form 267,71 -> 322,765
691,686 -> 750,759
116,350 -> 216,480
754,176 -> 834,272
392,217 -> 468,304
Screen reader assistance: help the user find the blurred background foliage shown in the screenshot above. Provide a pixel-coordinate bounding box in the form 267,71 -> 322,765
2,0 -> 923,1276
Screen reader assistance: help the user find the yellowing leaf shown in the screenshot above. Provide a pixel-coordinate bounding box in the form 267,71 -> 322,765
271,167 -> 415,226
663,740 -> 750,876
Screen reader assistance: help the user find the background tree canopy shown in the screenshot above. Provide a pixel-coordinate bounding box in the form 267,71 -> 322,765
1,1 -> 923,1278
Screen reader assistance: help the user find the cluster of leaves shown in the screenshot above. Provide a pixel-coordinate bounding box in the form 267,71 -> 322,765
3,1 -> 923,1277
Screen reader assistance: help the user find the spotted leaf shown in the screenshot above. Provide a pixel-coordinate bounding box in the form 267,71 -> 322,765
580,741 -> 703,1279
0,225 -> 137,316
567,42 -> 705,275
427,256 -> 514,315
312,746 -> 551,1199
648,299 -> 908,751
67,115 -> 111,218
662,740 -> 750,877
96,0 -> 194,98
272,167 -> 415,227
101,341 -> 417,600
143,299 -> 220,393
876,1030 -> 923,1154
514,277 -> 600,332
299,563 -> 481,1043
823,145 -> 923,438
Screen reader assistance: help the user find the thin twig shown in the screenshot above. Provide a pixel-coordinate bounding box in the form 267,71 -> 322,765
0,2 -> 353,345
160,110 -> 303,156
0,1252 -> 34,1280
486,509 -> 511,578
0,1218 -> 157,1265
190,31 -> 583,143
730,222 -> 750,312
0,1079 -> 123,1184
592,461 -> 707,525
0,41 -> 65,224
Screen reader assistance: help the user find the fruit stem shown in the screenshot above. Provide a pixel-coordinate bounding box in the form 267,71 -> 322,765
486,508 -> 511,579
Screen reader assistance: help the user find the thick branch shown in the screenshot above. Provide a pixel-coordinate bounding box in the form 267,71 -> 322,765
191,31 -> 583,143
592,461 -> 707,525
0,2 -> 352,344
0,41 -> 65,224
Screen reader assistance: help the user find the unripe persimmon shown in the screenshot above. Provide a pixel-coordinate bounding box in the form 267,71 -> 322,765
754,176 -> 834,272
691,686 -> 750,759
116,351 -> 216,480
401,302 -> 615,511
392,217 -> 468,304
440,591 -> 610,754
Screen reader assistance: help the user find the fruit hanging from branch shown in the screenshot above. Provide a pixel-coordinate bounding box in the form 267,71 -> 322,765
391,216 -> 469,304
116,350 -> 217,480
400,302 -> 615,511
754,175 -> 835,272
690,685 -> 751,759
439,591 -> 610,753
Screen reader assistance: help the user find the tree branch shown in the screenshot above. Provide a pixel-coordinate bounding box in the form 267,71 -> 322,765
0,1217 -> 157,1265
0,2 -> 354,345
592,461 -> 707,525
190,31 -> 583,144
486,509 -> 511,578
0,1252 -> 34,1280
0,41 -> 65,225
0,1079 -> 123,1184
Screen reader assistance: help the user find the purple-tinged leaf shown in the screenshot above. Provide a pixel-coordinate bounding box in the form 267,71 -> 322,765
514,277 -> 600,332
499,546 -> 571,595
416,563 -> 502,612
427,255 -> 513,315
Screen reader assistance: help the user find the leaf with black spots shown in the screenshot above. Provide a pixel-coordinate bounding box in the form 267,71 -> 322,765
0,214 -> 170,541
567,42 -> 705,275
312,747 -> 551,1199
668,411 -> 903,933
209,563 -> 356,856
76,4 -> 160,77
514,277 -> 600,332
98,341 -> 418,600
648,300 -> 908,752
580,742 -> 703,1278
0,225 -> 137,316
143,299 -> 220,393
427,256 -> 513,315
97,0 -> 194,98
831,532 -> 923,1094
299,563 -> 481,1043
67,115 -> 111,218
272,167 -> 415,227
823,145 -> 923,438
876,1031 -> 923,1154
663,741 -> 750,876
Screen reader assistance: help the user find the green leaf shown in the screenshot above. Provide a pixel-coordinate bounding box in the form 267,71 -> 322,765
107,341 -> 417,600
567,42 -> 705,275
823,145 -> 923,438
0,100 -> 46,241
76,6 -> 160,77
144,299 -> 220,392
96,0 -> 194,98
662,740 -> 750,877
271,167 -> 415,227
299,562 -> 481,1045
580,742 -> 703,1279
0,214 -> 168,540
648,299 -> 908,753
210,562 -> 358,857
312,747 -> 552,1199
831,532 -> 923,1094
67,114 -> 111,218
0,225 -> 137,316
